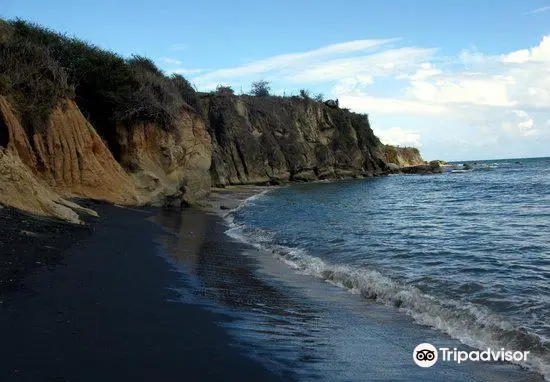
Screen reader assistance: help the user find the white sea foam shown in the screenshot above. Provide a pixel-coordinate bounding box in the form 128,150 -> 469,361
224,193 -> 550,380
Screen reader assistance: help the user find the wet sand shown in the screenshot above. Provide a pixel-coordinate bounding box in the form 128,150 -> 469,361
0,199 -> 281,381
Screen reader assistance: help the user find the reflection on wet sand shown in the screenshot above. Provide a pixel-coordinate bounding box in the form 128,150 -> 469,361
153,207 -> 328,379
152,204 -> 545,382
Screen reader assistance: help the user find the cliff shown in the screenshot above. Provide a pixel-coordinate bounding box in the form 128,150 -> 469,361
0,18 -> 213,214
0,91 -> 392,220
204,94 -> 387,186
0,94 -> 212,219
0,18 -> 439,223
116,107 -> 212,207
0,88 -> 428,222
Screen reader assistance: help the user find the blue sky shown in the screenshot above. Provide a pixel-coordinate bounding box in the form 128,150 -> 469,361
1,0 -> 549,161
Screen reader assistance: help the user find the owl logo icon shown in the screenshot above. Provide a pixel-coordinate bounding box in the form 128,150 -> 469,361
413,343 -> 438,367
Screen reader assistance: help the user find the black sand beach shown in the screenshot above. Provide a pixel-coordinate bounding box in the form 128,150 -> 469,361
1,187 -> 545,381
0,206 -> 92,293
0,199 -> 282,381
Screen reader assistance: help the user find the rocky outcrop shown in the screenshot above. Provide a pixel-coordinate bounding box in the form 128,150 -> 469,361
0,149 -> 98,224
116,106 -> 212,206
398,163 -> 442,174
381,145 -> 442,174
203,95 -> 387,186
383,145 -> 425,167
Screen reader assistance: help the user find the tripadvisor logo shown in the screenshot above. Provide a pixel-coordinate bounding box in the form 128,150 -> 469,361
413,343 -> 438,367
413,343 -> 530,368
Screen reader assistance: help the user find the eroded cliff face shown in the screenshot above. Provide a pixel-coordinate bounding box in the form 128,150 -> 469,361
204,95 -> 388,186
0,91 -> 425,223
0,96 -> 134,222
0,95 -> 213,220
116,106 -> 212,206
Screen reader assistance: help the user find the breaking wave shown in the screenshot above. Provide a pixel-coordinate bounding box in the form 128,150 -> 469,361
224,192 -> 550,380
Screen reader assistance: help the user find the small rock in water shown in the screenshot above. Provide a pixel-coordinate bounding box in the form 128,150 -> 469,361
220,205 -> 230,210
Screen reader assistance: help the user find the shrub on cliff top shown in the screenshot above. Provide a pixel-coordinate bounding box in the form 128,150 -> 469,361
120,56 -> 184,128
127,55 -> 164,76
299,89 -> 310,99
299,89 -> 324,103
0,18 -> 202,142
250,80 -> 270,96
171,74 -> 202,112
215,85 -> 235,96
0,38 -> 73,133
4,19 -> 137,136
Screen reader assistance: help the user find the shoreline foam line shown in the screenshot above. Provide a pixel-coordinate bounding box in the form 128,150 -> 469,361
223,191 -> 550,381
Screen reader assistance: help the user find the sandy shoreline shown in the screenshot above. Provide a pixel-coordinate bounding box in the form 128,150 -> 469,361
0,186 -> 269,296
0,185 -> 545,381
193,184 -> 546,382
0,199 -> 283,381
205,185 -> 276,212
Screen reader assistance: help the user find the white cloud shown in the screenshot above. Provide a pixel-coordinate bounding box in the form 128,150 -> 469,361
503,110 -> 538,136
525,5 -> 550,15
193,38 -> 400,85
397,36 -> 550,111
408,74 -> 516,107
501,36 -> 550,63
332,75 -> 374,95
375,127 -> 422,147
339,92 -> 447,116
288,47 -> 435,83
458,49 -> 488,65
409,63 -> 442,81
502,49 -> 531,64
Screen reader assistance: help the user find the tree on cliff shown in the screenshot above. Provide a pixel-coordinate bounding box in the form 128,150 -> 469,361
250,80 -> 270,96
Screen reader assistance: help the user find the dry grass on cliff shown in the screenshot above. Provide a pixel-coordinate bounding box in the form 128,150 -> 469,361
0,20 -> 73,134
0,18 -> 202,139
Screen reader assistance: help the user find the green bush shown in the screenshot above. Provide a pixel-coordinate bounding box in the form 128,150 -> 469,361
0,38 -> 72,132
120,58 -> 181,128
0,18 -> 202,140
171,74 -> 202,112
5,19 -> 136,135
215,85 -> 235,96
127,55 -> 164,77
250,80 -> 270,96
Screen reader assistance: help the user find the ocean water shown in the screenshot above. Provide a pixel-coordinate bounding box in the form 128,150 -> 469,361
225,157 -> 550,379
